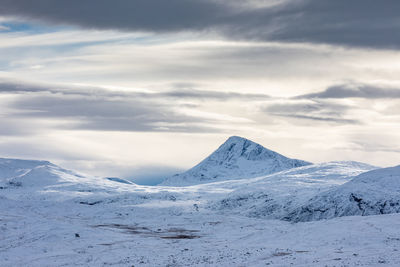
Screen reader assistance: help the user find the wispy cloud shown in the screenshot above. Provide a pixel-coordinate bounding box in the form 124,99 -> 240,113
0,80 -> 270,100
0,80 -> 268,135
297,83 -> 400,99
262,100 -> 359,124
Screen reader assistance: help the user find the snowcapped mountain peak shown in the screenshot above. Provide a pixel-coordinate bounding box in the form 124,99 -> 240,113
225,135 -> 248,143
212,135 -> 291,163
224,135 -> 257,144
161,136 -> 311,186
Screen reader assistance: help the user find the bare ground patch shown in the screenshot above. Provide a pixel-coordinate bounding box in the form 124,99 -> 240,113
92,223 -> 201,240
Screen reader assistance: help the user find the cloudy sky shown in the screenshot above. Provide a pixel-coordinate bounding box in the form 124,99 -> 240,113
0,0 -> 400,184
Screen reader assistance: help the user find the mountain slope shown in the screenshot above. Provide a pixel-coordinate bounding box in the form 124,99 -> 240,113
161,136 -> 311,186
285,165 -> 400,222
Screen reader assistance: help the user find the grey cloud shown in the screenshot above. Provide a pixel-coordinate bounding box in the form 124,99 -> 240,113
260,0 -> 400,49
0,81 -> 110,97
0,81 -> 219,134
272,114 -> 358,124
0,80 -> 270,101
297,83 -> 400,99
0,81 -> 51,93
265,101 -> 349,115
0,0 -> 228,32
7,94 -> 217,133
1,0 -> 400,49
158,89 -> 270,101
265,102 -> 336,114
0,118 -> 43,136
0,80 -> 269,134
263,101 -> 358,124
349,141 -> 400,154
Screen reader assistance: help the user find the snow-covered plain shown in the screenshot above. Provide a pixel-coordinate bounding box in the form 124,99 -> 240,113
1,137 -> 400,266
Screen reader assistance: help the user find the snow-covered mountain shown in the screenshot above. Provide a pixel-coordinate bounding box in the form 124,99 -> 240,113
161,136 -> 311,186
0,157 -> 134,192
286,165 -> 400,222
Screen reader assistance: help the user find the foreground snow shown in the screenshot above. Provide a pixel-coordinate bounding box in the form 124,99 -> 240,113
2,195 -> 400,266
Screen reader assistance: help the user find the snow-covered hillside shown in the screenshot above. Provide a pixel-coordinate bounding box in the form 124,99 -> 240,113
0,158 -> 139,190
161,136 -> 311,186
0,158 -> 88,189
286,165 -> 400,222
209,161 -> 377,219
0,158 -> 54,187
0,158 -> 141,203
